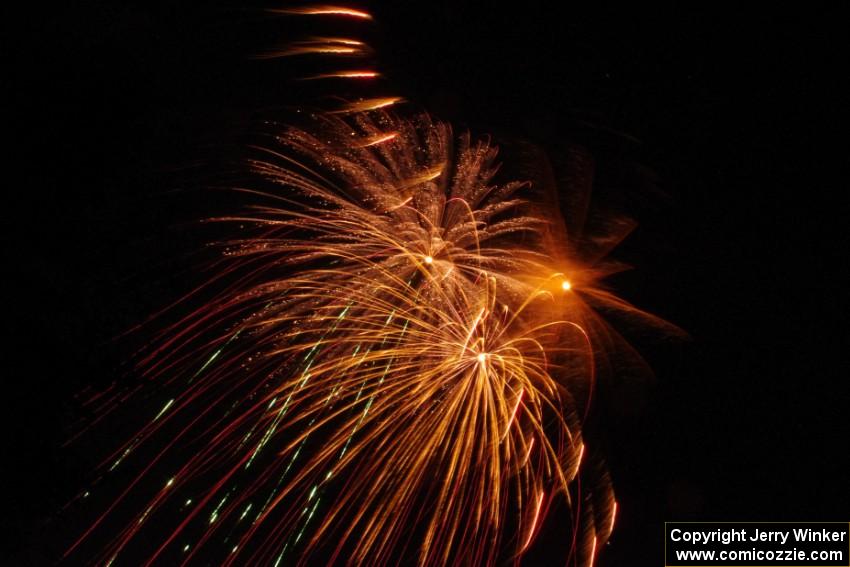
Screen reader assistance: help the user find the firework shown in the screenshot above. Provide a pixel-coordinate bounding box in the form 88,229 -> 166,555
61,7 -> 677,562
61,109 -> 674,566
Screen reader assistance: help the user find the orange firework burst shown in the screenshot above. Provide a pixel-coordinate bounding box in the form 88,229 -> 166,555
66,111 -> 671,566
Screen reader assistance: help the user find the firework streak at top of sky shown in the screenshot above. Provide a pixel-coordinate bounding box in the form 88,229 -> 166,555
62,5 -> 678,566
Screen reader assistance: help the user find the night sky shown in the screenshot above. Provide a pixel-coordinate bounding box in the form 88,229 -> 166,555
6,3 -> 848,565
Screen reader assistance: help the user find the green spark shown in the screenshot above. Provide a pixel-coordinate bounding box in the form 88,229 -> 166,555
153,398 -> 174,421
109,446 -> 133,472
209,493 -> 230,524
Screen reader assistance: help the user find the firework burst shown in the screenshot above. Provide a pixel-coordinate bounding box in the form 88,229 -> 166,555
63,108 -> 672,566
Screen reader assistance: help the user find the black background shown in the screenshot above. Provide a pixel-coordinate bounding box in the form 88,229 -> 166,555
5,2 -> 848,565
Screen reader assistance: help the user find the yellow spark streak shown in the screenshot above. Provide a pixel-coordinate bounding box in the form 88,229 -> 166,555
303,71 -> 380,80
522,437 -> 535,466
313,37 -> 364,46
574,442 -> 586,477
269,6 -> 373,20
254,38 -> 369,59
286,47 -> 358,55
332,97 -> 403,114
503,387 -> 524,438
357,132 -> 398,147
609,500 -> 618,535
461,308 -> 487,355
386,195 -> 413,212
589,535 -> 598,566
407,164 -> 444,185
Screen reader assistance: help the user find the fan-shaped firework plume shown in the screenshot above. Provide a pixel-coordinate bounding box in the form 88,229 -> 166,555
64,110 -> 673,566
61,6 -> 678,567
